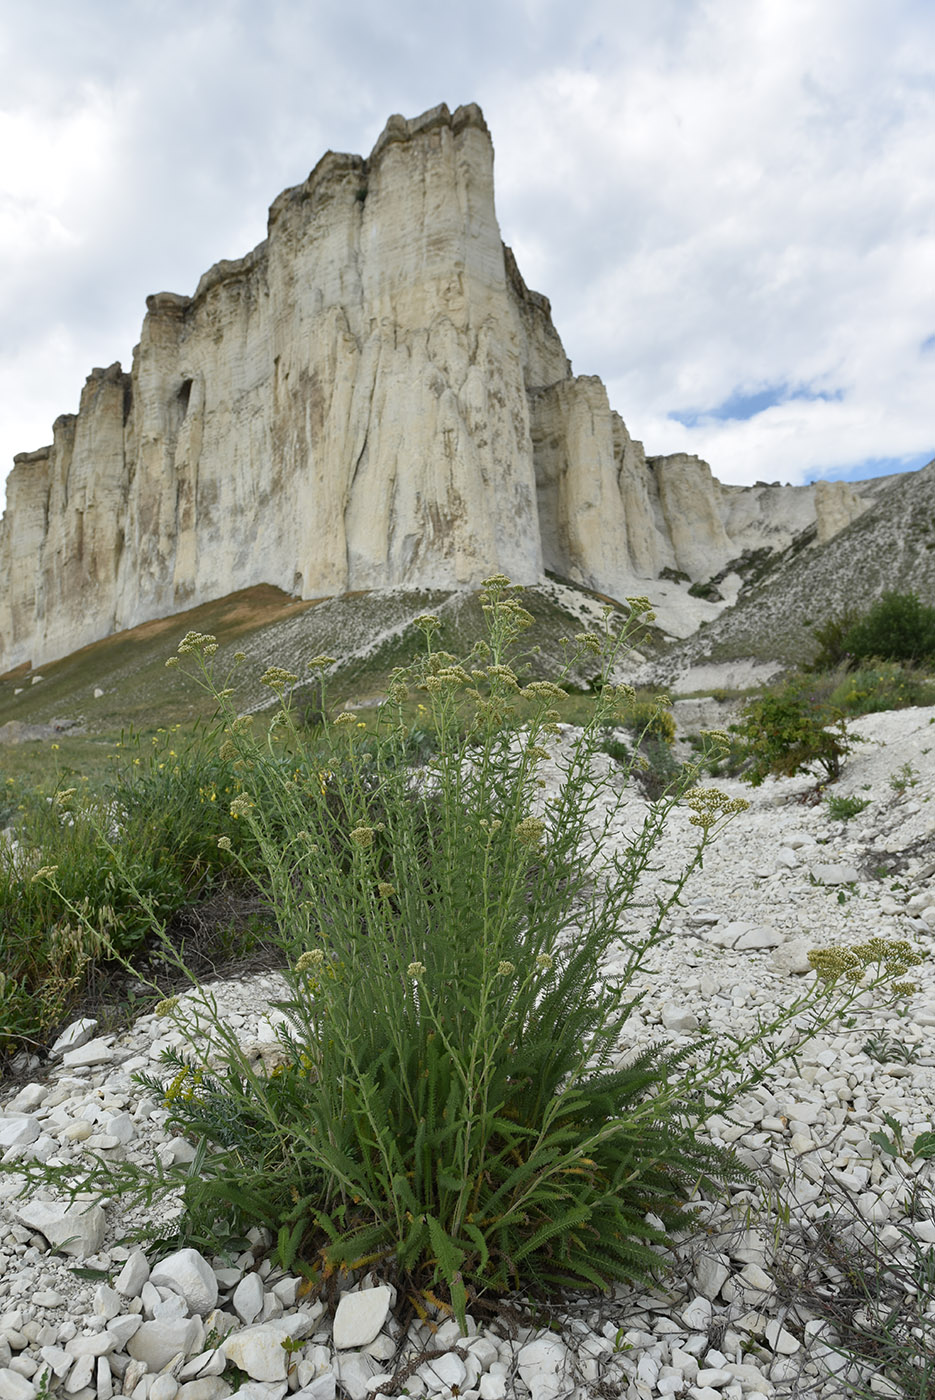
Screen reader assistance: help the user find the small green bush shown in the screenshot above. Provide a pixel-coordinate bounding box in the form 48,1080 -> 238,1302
825,794 -> 871,822
601,696 -> 681,798
842,592 -> 935,668
807,607 -> 862,672
738,677 -> 855,787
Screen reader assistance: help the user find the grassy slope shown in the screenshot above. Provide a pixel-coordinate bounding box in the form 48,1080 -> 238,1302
0,579 -> 639,790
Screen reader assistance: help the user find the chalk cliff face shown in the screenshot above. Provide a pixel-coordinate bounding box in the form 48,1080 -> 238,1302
0,103 -> 877,672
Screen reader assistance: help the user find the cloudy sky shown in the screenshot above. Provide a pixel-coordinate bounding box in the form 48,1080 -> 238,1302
2,0 -> 933,515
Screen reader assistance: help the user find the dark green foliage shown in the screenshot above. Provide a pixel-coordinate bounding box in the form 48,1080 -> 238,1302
635,737 -> 683,800
842,591 -> 935,667
688,580 -> 723,602
738,677 -> 855,786
825,794 -> 871,822
811,592 -> 935,671
808,607 -> 862,671
601,699 -> 681,799
0,728 -> 250,1057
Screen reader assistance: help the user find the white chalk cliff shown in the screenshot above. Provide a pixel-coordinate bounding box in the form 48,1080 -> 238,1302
0,103 -> 876,672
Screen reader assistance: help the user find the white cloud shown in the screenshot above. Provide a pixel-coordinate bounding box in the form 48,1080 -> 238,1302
0,0 -> 933,513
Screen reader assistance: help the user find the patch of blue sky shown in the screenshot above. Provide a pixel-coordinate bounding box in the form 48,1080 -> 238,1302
813,451 -> 934,484
921,333 -> 935,354
669,382 -> 843,429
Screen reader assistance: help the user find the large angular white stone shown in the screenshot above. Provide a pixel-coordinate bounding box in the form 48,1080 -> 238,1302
114,1249 -> 150,1297
0,1370 -> 36,1400
61,1038 -> 114,1068
126,1318 -> 203,1370
0,1117 -> 39,1151
332,1286 -> 392,1350
231,1273 -> 265,1326
516,1336 -> 572,1400
15,1200 -> 105,1258
660,1003 -> 699,1034
222,1324 -> 291,1383
50,1019 -> 98,1058
150,1249 -> 219,1316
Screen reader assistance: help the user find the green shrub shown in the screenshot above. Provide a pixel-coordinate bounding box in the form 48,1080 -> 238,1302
807,607 -> 862,672
843,591 -> 935,667
825,794 -> 871,822
12,583 -> 920,1327
738,677 -> 855,787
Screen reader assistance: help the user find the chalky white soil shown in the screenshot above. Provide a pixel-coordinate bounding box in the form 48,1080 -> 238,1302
1,706 -> 933,1400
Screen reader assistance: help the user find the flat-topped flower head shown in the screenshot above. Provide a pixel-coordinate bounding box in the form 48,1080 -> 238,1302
177,630 -> 217,656
684,788 -> 750,829
261,666 -> 298,691
295,949 -> 326,975
515,816 -> 545,849
349,825 -> 381,849
809,937 -> 924,986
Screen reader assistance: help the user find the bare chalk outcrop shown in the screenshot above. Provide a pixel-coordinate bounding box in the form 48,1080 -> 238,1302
0,104 -> 881,674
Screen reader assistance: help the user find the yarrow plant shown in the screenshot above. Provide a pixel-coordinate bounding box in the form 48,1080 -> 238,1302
10,579 -> 923,1331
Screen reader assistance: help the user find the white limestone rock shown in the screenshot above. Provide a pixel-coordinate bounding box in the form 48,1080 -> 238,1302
126,1318 -> 204,1370
222,1319 -> 318,1383
150,1249 -> 219,1316
0,1371 -> 36,1400
293,1375 -> 336,1400
15,1200 -> 105,1258
232,1274 -> 264,1326
332,1286 -> 393,1350
661,1003 -> 699,1034
811,863 -> 861,886
0,102 -> 872,677
516,1336 -> 573,1400
0,1118 -> 39,1151
114,1249 -> 150,1297
61,1038 -> 114,1068
50,1020 -> 99,1058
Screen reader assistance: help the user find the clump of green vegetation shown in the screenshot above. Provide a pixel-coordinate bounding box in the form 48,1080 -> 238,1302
600,692 -> 682,799
828,661 -> 935,716
825,793 -> 871,822
810,591 -> 935,671
738,677 -> 855,787
807,606 -> 863,672
8,580 -> 920,1333
889,761 -> 919,794
0,726 -> 254,1057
